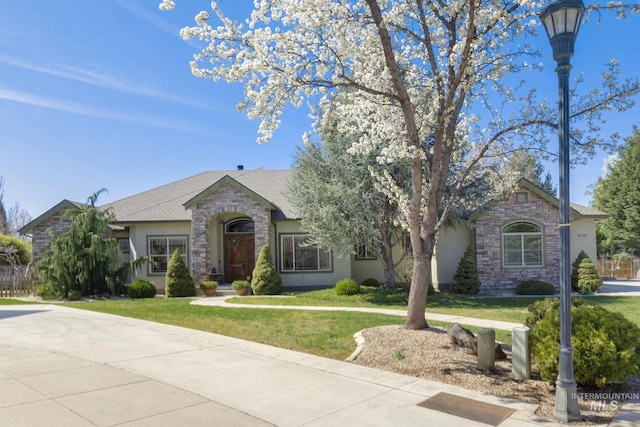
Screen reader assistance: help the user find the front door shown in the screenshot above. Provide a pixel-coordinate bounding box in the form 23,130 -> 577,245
225,235 -> 255,282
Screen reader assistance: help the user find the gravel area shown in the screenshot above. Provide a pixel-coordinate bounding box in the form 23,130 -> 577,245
350,325 -> 635,424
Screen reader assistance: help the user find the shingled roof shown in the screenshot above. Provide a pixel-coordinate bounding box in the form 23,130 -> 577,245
104,168 -> 294,223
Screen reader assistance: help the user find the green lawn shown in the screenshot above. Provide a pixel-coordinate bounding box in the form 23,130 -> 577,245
3,290 -> 638,360
59,298 -> 405,359
230,290 -> 640,326
0,298 -> 38,305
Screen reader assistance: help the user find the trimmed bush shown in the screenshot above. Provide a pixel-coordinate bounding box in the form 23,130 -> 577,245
232,280 -> 250,290
361,278 -> 381,287
128,279 -> 157,299
531,300 -> 640,387
251,245 -> 282,295
451,246 -> 480,295
515,280 -> 556,296
199,281 -> 218,291
571,250 -> 602,292
335,278 -> 360,296
165,249 -> 196,297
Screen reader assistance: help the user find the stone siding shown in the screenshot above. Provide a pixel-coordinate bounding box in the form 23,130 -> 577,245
31,210 -> 73,261
474,190 -> 560,291
190,183 -> 271,281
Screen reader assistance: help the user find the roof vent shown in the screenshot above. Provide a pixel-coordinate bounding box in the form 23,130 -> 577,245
237,165 -> 244,170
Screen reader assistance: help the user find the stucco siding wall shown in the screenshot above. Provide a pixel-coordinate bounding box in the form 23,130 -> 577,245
474,190 -> 560,290
570,218 -> 598,264
433,225 -> 472,289
275,220 -> 351,289
128,221 -> 191,290
351,257 -> 384,284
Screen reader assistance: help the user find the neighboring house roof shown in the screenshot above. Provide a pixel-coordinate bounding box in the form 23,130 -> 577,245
104,168 -> 293,223
468,178 -> 609,221
18,199 -> 86,234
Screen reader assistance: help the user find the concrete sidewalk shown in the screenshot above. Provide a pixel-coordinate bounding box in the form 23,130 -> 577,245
0,303 -> 635,426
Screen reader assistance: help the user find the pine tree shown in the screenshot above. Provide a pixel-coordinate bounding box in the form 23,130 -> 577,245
165,249 -> 196,297
593,128 -> 640,253
451,246 -> 481,295
577,251 -> 602,293
251,245 -> 282,295
571,250 -> 589,291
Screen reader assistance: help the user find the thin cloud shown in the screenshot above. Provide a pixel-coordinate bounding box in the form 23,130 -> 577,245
0,86 -> 221,138
0,54 -> 220,111
116,0 -> 203,50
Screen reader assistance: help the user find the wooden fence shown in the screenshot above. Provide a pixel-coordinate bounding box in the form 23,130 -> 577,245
597,258 -> 640,280
0,266 -> 31,297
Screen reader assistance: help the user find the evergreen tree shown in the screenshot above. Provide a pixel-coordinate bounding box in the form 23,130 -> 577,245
36,189 -> 117,297
451,246 -> 481,295
593,128 -> 640,254
165,248 -> 196,297
571,251 -> 602,293
251,245 -> 282,295
288,105 -> 408,287
514,155 -> 557,196
570,250 -> 589,291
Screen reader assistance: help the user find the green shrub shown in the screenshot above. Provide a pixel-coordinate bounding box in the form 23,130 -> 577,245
361,278 -> 381,287
199,281 -> 218,290
67,289 -> 82,301
128,279 -> 157,298
451,246 -> 480,295
251,245 -> 282,295
335,278 -> 360,296
515,280 -> 556,296
36,283 -> 58,300
0,234 -> 31,265
525,297 -> 593,328
428,282 -> 437,296
531,302 -> 640,387
571,250 -> 602,292
231,280 -> 250,290
165,249 -> 196,297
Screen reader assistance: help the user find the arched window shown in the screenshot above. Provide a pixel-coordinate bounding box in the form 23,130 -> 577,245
502,221 -> 543,267
225,219 -> 254,234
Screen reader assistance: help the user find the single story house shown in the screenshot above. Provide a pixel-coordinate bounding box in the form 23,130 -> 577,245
20,167 -> 607,293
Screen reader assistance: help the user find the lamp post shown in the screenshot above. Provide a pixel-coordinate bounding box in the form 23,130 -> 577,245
540,0 -> 585,422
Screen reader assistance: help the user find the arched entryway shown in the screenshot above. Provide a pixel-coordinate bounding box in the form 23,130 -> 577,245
224,219 -> 255,282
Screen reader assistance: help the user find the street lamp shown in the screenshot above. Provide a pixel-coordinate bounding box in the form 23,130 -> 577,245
540,0 -> 585,422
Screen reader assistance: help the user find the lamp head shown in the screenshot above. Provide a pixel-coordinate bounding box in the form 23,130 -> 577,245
540,0 -> 585,63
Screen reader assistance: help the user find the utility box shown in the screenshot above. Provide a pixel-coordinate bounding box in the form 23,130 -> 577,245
477,328 -> 496,370
512,326 -> 531,380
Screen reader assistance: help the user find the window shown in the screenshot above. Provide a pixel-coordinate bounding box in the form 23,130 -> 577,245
356,244 -> 377,260
502,222 -> 543,267
280,235 -> 331,272
148,236 -> 188,274
117,238 -> 130,254
226,219 -> 254,234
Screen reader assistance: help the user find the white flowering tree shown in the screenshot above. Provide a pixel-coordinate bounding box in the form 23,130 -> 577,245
162,0 -> 639,329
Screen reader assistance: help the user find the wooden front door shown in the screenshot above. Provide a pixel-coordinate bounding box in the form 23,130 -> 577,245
225,235 -> 255,282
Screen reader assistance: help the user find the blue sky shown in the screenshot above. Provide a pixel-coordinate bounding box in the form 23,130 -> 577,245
0,1 -> 638,220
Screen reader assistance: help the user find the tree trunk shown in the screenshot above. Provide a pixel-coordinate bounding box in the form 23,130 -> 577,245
406,251 -> 430,329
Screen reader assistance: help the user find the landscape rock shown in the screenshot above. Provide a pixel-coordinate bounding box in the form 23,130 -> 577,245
447,323 -> 477,354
